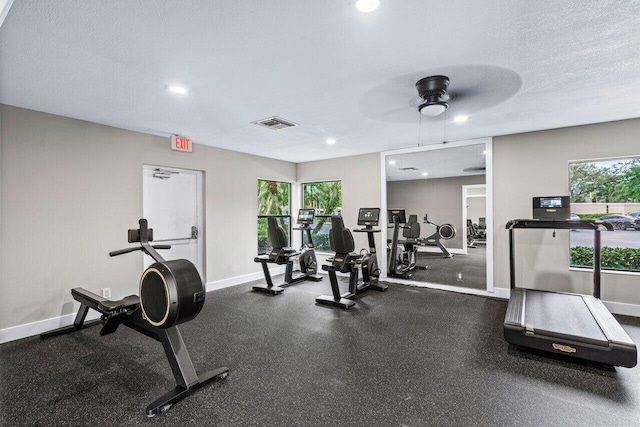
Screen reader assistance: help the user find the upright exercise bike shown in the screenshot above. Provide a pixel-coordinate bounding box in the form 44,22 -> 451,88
253,209 -> 322,295
40,219 -> 229,417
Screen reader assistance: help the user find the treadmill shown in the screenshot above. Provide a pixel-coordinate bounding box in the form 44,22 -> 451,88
504,218 -> 637,367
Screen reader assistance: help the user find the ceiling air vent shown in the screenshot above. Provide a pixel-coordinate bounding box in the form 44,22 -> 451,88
252,116 -> 298,131
399,167 -> 419,171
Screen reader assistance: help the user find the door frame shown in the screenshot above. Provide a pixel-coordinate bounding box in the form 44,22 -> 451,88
379,137 -> 495,293
462,184 -> 487,255
142,164 -> 205,277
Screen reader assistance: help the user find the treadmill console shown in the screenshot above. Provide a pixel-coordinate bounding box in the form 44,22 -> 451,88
532,196 -> 570,219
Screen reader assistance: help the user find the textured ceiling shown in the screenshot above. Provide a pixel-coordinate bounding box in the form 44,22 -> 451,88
1,0 -> 639,163
386,144 -> 486,182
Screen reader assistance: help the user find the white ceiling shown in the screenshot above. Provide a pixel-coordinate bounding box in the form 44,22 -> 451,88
1,1 -> 639,163
386,143 -> 486,182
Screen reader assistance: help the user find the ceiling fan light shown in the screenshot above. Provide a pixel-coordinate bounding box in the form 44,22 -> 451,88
418,101 -> 448,117
356,0 -> 380,13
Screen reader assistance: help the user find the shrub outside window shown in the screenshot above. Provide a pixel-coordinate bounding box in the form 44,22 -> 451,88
302,181 -> 342,252
257,180 -> 291,255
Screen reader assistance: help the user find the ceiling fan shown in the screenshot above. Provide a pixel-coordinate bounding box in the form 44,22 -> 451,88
415,75 -> 451,117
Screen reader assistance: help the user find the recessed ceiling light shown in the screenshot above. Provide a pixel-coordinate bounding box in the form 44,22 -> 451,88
388,160 -> 396,165
482,150 -> 487,155
326,138 -> 337,145
168,85 -> 187,94
421,172 -> 428,177
356,0 -> 380,13
453,115 -> 468,123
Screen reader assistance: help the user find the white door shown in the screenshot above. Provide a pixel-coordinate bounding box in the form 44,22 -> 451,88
142,165 -> 204,277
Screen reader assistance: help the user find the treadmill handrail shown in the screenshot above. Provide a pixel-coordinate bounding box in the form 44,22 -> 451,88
506,219 -> 614,231
507,218 -> 610,298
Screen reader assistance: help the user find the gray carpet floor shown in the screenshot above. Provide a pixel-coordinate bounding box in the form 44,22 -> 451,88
1,276 -> 640,426
416,246 -> 486,290
390,245 -> 487,290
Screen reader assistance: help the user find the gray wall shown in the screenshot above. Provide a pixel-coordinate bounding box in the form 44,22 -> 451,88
387,175 -> 486,249
493,118 -> 640,304
297,153 -> 382,255
0,105 -> 296,330
467,196 -> 486,226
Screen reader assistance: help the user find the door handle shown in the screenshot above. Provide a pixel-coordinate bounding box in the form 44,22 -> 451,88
191,226 -> 198,239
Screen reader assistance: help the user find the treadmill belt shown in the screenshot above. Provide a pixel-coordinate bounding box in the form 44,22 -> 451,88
524,290 -> 608,345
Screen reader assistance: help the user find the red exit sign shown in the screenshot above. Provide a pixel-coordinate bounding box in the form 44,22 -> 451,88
171,135 -> 192,152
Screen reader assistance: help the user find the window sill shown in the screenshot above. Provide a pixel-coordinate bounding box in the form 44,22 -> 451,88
569,267 -> 640,277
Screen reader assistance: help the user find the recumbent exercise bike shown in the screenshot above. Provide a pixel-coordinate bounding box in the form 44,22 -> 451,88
252,209 -> 322,295
316,212 -> 387,309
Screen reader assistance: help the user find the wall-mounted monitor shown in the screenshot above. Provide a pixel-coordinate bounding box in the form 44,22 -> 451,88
357,208 -> 380,227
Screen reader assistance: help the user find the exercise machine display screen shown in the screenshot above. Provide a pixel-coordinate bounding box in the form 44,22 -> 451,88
387,208 -> 407,224
297,209 -> 315,225
532,196 -> 570,219
357,208 -> 380,226
540,197 -> 563,208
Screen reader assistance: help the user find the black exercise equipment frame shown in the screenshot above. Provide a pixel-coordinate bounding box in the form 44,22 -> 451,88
504,219 -> 637,367
387,214 -> 413,279
41,219 -> 229,417
253,215 -> 322,295
316,217 -> 387,310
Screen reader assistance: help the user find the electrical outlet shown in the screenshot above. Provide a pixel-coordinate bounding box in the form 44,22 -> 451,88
102,288 -> 111,299
456,273 -> 463,281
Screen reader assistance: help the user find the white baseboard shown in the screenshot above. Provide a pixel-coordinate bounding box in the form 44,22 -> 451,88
603,300 -> 640,317
382,276 -> 511,300
417,247 -> 466,255
0,310 -> 101,345
206,266 -> 286,292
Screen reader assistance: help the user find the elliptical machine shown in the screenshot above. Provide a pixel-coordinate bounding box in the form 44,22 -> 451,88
421,214 -> 456,258
40,219 -> 229,417
253,209 -> 322,295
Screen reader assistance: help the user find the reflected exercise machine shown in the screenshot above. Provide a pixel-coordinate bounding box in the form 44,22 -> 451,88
387,209 -> 422,278
421,214 -> 456,258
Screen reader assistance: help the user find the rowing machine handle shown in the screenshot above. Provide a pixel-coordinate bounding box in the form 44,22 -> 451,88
109,247 -> 141,257
110,245 -> 171,257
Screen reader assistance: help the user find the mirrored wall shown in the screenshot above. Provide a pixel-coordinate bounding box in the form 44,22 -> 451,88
382,140 -> 492,291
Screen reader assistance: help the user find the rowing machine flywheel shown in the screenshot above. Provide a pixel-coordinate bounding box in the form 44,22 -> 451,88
439,224 -> 456,240
139,259 -> 205,328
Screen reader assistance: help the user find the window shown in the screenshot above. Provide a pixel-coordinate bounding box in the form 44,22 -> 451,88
302,181 -> 342,251
257,180 -> 291,255
569,157 -> 640,272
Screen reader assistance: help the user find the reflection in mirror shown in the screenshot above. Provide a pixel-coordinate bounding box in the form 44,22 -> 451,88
386,143 -> 487,290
